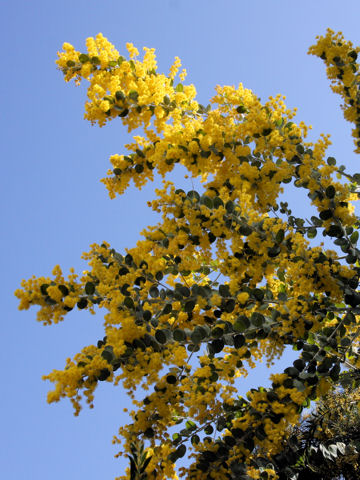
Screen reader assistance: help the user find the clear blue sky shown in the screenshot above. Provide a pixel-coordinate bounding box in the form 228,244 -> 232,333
1,1 -> 360,478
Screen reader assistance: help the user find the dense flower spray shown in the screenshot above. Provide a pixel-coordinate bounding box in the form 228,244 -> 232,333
16,30 -> 360,479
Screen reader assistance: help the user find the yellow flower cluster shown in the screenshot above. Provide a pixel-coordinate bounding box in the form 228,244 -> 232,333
309,29 -> 360,152
16,33 -> 360,479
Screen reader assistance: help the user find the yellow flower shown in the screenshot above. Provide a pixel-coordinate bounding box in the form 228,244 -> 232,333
237,292 -> 249,304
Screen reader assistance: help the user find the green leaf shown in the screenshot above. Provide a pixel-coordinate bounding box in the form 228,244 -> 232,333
252,288 -> 264,301
176,444 -> 186,458
340,375 -> 353,388
353,173 -> 360,184
135,149 -> 145,158
155,330 -> 167,344
350,231 -> 359,244
236,105 -> 247,114
225,200 -> 235,213
200,195 -> 213,209
186,420 -> 196,430
348,50 -> 358,60
85,281 -> 95,295
277,270 -> 285,282
187,190 -> 200,202
293,359 -> 305,371
234,334 -> 245,349
125,254 -> 133,265
79,53 -> 89,63
211,326 -> 224,338
250,312 -> 265,327
307,227 -> 317,239
325,185 -> 336,198
77,297 -> 88,309
296,144 -> 305,155
213,197 -> 224,209
275,229 -> 285,244
58,284 -> 69,296
155,271 -> 164,281
124,297 -> 135,309
98,368 -> 111,381
346,253 -> 357,264
101,347 -> 114,363
144,427 -> 154,438
284,366 -> 299,378
204,424 -> 214,435
162,303 -> 172,315
115,90 -> 125,102
191,329 -> 203,344
200,149 -> 211,158
340,336 -> 351,347
234,315 -> 250,332
293,379 -> 306,392
187,343 -> 200,352
330,363 -> 340,381
317,357 -> 333,373
262,128 -> 272,137
311,216 -> 323,226
319,209 -> 333,220
175,83 -> 183,92
268,245 -> 281,257
40,283 -> 49,295
140,456 -> 152,474
238,224 -> 252,236
255,425 -> 267,441
211,338 -> 224,353
118,108 -> 129,117
219,284 -> 230,297
225,299 -> 236,313
278,291 -> 287,301
191,434 -> 200,445
177,285 -> 190,297
326,225 -> 343,238
149,285 -> 159,298
128,90 -> 139,101
167,452 -> 178,463
173,329 -> 186,342
184,299 -> 196,312
172,432 -> 181,443
166,374 -> 177,384
191,326 -> 207,344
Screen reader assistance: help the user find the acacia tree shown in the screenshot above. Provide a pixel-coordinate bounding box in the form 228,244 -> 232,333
16,30 -> 360,479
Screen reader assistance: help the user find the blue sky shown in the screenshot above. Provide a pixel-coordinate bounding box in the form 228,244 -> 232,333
2,1 -> 360,478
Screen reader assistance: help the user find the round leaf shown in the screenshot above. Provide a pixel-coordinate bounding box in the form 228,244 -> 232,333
155,330 -> 167,344
173,329 -> 186,342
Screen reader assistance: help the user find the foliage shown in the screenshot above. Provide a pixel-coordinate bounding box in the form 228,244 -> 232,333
15,30 -> 360,479
279,384 -> 360,479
